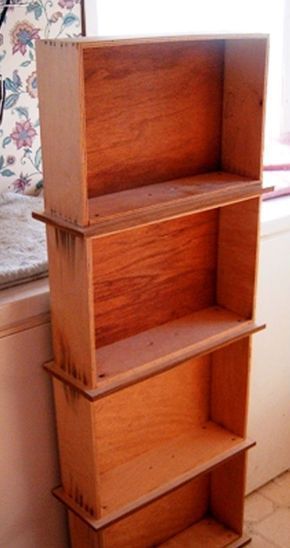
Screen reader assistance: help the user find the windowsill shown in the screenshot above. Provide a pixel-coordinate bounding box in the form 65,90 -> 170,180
261,195 -> 290,237
0,278 -> 50,336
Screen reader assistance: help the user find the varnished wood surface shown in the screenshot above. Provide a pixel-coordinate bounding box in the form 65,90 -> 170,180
53,436 -> 253,532
67,513 -> 251,548
36,40 -> 88,225
84,41 -> 224,197
222,38 -> 268,180
53,378 -> 102,520
68,513 -> 102,548
33,173 -> 263,237
50,34 -> 268,47
36,34 -> 267,548
211,338 -> 251,438
217,198 -> 260,318
94,356 -> 211,475
94,307 -> 262,381
159,517 -> 240,547
99,425 -> 254,515
44,314 -> 265,400
102,479 -> 209,548
92,210 -> 218,347
88,172 -> 262,228
46,226 -> 96,388
36,35 -> 267,229
211,451 -> 247,536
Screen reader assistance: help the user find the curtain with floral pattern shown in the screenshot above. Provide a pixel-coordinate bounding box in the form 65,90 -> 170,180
0,0 -> 83,194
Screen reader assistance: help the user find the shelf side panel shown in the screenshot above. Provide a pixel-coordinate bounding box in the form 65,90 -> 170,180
83,40 -> 224,197
53,379 -> 101,520
211,451 -> 247,535
217,198 -> 260,318
68,513 -> 103,548
221,37 -> 268,180
211,338 -> 251,438
47,227 -> 96,387
92,210 -> 218,348
36,41 -> 88,225
102,477 -> 210,548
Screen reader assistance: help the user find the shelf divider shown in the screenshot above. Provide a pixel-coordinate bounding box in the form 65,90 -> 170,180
33,171 -> 263,237
45,306 -> 265,399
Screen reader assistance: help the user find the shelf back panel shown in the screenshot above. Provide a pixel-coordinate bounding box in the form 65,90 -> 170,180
92,210 -> 218,347
102,477 -> 209,548
83,40 -> 224,197
94,355 -> 211,475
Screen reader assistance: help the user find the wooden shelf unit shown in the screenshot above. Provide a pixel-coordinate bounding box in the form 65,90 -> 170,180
35,33 -> 268,547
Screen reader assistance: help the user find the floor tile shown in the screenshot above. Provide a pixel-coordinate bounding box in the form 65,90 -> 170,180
247,532 -> 279,547
245,492 -> 274,522
259,476 -> 290,507
274,470 -> 290,488
254,508 -> 290,547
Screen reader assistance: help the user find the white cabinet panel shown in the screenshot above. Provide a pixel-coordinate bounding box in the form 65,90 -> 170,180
0,323 -> 68,548
247,227 -> 290,492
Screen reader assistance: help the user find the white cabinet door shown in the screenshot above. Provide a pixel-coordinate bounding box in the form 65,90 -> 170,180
247,227 -> 290,492
0,322 -> 68,548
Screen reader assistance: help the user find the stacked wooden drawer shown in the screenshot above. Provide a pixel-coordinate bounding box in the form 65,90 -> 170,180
35,34 -> 268,547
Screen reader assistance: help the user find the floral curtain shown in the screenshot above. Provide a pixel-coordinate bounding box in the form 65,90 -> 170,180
0,0 -> 83,194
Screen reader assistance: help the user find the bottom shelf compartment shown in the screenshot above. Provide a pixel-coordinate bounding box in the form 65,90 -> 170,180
61,450 -> 251,547
159,517 -> 251,547
68,513 -> 251,548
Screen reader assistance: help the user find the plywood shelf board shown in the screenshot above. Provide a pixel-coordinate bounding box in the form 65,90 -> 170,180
33,171 -> 263,237
52,426 -> 254,531
99,423 -> 254,515
48,34 -> 268,48
88,171 -> 261,224
95,306 -> 262,381
159,517 -> 250,547
44,307 -> 265,399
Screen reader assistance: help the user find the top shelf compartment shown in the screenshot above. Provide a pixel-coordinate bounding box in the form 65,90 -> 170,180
36,34 -> 268,228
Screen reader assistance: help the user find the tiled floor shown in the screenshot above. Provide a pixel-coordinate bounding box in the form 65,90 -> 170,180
245,470 -> 290,547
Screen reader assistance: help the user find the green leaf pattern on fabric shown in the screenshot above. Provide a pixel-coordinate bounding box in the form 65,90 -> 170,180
0,0 -> 81,194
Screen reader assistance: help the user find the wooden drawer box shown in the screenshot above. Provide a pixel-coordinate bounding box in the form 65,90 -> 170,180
45,198 -> 263,392
36,35 -> 267,229
67,454 -> 251,547
52,338 -> 253,547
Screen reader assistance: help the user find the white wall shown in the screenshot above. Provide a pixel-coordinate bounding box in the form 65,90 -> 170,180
281,0 -> 290,137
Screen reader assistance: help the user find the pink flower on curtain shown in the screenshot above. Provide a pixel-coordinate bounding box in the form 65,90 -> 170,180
11,173 -> 32,193
10,21 -> 40,55
26,71 -> 38,99
11,120 -> 37,149
58,0 -> 79,9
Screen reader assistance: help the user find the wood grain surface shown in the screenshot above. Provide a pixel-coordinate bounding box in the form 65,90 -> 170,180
83,40 -> 224,197
92,210 -> 218,347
